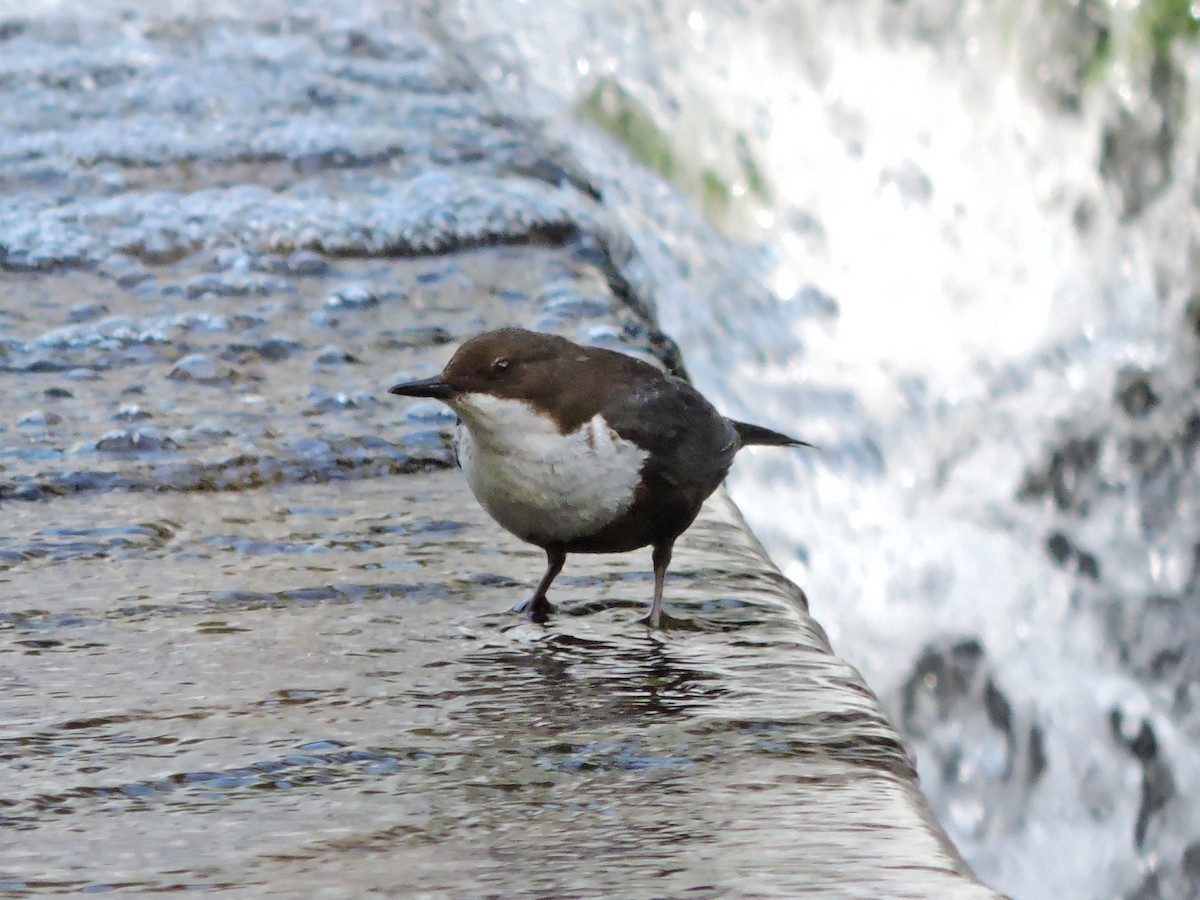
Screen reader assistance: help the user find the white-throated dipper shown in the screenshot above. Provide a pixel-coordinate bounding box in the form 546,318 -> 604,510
388,328 -> 810,628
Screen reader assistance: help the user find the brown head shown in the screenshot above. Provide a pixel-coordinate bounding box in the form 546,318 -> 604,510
388,328 -> 658,432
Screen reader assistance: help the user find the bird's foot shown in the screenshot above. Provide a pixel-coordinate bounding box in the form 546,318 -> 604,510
636,607 -> 699,631
513,594 -> 555,624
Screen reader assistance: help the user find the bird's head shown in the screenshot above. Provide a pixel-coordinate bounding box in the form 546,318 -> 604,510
388,327 -> 577,407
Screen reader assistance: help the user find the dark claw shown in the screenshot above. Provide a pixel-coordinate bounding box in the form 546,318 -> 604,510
513,595 -> 555,623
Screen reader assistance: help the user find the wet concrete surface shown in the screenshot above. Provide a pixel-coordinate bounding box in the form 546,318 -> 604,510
3,474 -> 972,896
0,3 -> 999,896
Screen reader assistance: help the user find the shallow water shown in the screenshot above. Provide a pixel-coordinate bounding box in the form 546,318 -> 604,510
3,472 -> 985,896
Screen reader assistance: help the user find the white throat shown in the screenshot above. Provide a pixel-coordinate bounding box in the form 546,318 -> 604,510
451,393 -> 647,545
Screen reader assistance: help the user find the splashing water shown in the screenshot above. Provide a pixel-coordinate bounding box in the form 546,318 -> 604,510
448,1 -> 1200,896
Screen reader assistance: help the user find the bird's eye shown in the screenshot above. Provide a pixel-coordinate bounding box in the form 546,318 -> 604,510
492,357 -> 510,373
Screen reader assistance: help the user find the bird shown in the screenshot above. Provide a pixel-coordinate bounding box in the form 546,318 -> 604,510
388,327 -> 810,628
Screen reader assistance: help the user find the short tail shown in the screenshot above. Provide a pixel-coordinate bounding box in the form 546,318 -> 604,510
732,419 -> 815,449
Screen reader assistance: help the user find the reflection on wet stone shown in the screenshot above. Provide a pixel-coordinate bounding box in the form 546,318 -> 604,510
17,409 -> 63,428
94,427 -> 179,454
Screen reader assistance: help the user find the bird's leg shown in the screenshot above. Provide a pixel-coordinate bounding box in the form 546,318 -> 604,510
645,542 -> 673,629
516,547 -> 565,624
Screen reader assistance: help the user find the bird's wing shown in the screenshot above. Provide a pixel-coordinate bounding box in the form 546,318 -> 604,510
603,373 -> 738,491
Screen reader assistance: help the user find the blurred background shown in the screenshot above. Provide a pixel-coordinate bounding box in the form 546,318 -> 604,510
446,1 -> 1200,897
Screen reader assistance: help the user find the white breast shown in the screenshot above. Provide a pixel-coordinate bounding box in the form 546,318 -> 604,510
451,393 -> 647,545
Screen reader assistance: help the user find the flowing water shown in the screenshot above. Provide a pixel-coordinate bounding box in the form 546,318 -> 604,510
446,1 -> 1200,897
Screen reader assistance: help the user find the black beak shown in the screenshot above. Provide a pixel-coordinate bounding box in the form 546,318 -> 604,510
387,375 -> 455,400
